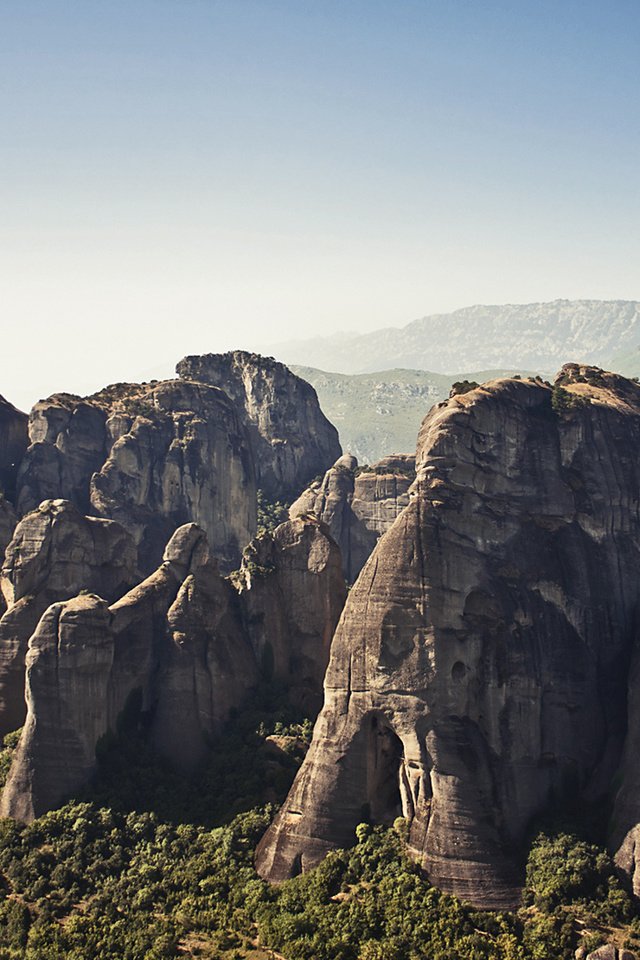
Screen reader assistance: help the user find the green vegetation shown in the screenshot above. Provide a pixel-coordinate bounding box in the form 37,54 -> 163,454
551,385 -> 591,415
290,366 -> 541,462
0,690 -> 636,959
0,730 -> 21,790
450,380 -> 480,397
256,490 -> 288,537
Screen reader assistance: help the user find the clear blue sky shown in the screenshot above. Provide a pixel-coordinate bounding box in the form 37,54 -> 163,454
1,0 -> 639,409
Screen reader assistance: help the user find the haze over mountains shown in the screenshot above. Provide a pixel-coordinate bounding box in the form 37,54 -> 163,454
269,300 -> 640,376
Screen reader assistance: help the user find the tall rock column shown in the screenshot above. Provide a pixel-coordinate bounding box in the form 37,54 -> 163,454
257,368 -> 640,909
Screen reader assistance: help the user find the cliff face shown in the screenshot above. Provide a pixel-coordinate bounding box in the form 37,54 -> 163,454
0,395 -> 28,503
0,523 -> 259,820
235,517 -> 347,715
16,379 -> 257,573
0,512 -> 348,819
176,352 -> 341,501
0,500 -> 138,736
256,366 -> 640,909
290,453 -> 415,584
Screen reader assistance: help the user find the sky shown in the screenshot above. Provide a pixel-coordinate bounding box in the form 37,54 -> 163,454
1,0 -> 639,410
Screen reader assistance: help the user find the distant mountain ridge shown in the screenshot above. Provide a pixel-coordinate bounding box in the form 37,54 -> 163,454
271,300 -> 640,374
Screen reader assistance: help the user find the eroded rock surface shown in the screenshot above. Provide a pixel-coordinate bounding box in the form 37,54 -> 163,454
257,365 -> 640,910
1,513 -> 347,819
0,500 -> 137,735
176,351 -> 341,501
17,380 -> 257,573
236,516 -> 347,714
0,523 -> 260,819
290,453 -> 415,583
0,395 -> 28,502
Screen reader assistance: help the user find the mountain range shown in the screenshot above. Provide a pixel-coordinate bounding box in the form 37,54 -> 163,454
269,300 -> 640,375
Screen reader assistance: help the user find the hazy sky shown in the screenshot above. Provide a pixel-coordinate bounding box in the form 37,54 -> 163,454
2,0 -> 639,410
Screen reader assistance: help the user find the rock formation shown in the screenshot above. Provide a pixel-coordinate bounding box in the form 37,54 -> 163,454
0,496 -> 16,566
176,351 -> 341,501
235,516 -> 347,714
0,499 -> 138,736
0,523 -> 260,820
1,511 -> 348,819
17,379 -> 257,573
0,395 -> 28,503
290,453 -> 415,583
90,379 -> 256,572
256,365 -> 640,910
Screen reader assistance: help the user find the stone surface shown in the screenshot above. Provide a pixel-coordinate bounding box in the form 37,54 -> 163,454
176,351 -> 341,501
151,525 -> 258,771
236,517 -> 347,715
0,395 -> 28,503
16,380 -> 257,574
256,365 -> 640,910
0,595 -> 115,821
90,379 -> 256,573
0,500 -> 137,735
290,453 -> 415,584
0,496 -> 16,569
0,523 -> 259,819
585,947 -> 636,960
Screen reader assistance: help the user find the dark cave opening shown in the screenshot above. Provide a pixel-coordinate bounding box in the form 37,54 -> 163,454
366,713 -> 404,826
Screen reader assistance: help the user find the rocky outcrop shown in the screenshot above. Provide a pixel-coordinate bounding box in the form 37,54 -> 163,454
17,394 -> 108,515
17,380 -> 257,573
176,352 -> 341,501
0,523 -> 260,820
256,366 -> 640,910
0,500 -> 137,735
151,525 -> 258,771
235,517 -> 347,714
0,511 -> 348,818
90,380 -> 256,573
0,395 -> 28,502
290,453 -> 415,583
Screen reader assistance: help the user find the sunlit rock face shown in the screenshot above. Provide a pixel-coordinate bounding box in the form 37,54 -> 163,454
0,500 -> 138,737
0,523 -> 260,821
257,366 -> 640,910
0,514 -> 348,822
175,351 -> 342,502
290,452 -> 415,584
16,379 -> 257,574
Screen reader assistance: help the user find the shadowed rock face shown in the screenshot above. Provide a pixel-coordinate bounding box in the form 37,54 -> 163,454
0,500 -> 138,736
16,380 -> 257,574
0,523 -> 260,820
256,366 -> 640,910
0,513 -> 348,819
290,453 -> 415,584
235,517 -> 347,715
0,395 -> 28,503
176,351 -> 342,501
